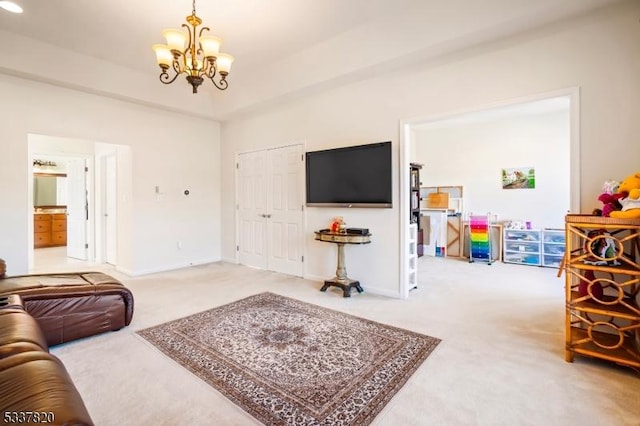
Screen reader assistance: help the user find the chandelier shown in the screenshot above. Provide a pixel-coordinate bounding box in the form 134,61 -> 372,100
152,0 -> 234,94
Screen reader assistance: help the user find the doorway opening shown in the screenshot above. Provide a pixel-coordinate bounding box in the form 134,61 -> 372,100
399,88 -> 580,298
28,134 -> 126,274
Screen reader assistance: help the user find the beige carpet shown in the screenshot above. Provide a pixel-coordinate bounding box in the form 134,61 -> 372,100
42,254 -> 640,426
138,292 -> 440,425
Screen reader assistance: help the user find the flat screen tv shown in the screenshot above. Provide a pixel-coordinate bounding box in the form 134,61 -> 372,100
306,141 -> 392,208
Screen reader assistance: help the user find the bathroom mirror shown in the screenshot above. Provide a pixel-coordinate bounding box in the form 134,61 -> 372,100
34,174 -> 68,207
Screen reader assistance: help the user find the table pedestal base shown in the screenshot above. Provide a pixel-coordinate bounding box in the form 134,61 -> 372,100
320,279 -> 364,298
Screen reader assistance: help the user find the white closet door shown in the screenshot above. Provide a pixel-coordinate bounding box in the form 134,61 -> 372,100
238,150 -> 268,269
267,145 -> 304,277
237,145 -> 304,276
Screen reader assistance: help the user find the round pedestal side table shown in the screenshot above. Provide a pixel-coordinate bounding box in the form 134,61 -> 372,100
314,230 -> 372,297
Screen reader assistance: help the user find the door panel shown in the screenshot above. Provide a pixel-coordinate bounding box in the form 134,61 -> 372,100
66,158 -> 87,260
104,154 -> 117,265
267,145 -> 304,277
238,151 -> 268,269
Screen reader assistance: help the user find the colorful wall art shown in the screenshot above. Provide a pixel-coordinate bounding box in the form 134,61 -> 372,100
502,167 -> 535,189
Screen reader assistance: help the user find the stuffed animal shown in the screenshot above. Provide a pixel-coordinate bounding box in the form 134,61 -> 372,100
609,172 -> 640,219
597,192 -> 625,217
594,179 -> 624,217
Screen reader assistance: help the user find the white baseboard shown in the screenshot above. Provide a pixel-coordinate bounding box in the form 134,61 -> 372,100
303,273 -> 325,283
304,273 -> 401,299
364,287 -> 402,298
117,263 -> 401,298
115,266 -> 133,276
125,257 -> 219,277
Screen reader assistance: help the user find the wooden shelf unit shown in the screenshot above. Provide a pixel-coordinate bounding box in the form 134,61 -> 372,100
407,223 -> 418,290
420,185 -> 464,257
410,163 -> 423,257
564,214 -> 640,370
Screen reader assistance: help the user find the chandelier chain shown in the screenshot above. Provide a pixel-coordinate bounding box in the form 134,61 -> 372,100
192,0 -> 196,16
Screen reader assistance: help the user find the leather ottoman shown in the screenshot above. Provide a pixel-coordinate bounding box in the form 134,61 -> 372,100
0,271 -> 134,346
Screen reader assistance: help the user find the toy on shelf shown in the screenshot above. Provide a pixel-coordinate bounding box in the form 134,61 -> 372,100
609,172 -> 640,219
593,173 -> 640,218
468,212 -> 492,265
594,179 -> 623,217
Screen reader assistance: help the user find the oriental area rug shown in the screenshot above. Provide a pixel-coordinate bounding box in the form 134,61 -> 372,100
137,292 -> 441,425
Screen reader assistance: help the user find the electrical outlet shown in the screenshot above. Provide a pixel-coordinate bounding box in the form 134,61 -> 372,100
177,241 -> 182,250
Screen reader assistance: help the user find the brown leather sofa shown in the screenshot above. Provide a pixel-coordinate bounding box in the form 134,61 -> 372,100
0,259 -> 135,425
0,296 -> 94,425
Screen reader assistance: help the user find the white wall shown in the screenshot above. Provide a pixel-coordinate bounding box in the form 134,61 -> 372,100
221,0 -> 640,298
0,74 -> 222,276
414,109 -> 570,229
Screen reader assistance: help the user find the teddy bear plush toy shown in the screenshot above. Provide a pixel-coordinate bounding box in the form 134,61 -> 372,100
609,172 -> 640,219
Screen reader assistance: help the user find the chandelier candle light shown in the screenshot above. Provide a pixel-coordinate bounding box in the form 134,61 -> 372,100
153,0 -> 234,93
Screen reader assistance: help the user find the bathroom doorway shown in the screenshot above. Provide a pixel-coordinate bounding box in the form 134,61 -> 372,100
28,134 -> 125,273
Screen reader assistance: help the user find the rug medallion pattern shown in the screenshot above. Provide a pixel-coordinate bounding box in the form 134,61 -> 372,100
137,292 -> 440,425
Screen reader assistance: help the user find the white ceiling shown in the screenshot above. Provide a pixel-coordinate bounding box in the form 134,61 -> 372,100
0,0 -> 621,121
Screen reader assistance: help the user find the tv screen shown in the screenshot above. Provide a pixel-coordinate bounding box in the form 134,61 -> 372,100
305,141 -> 392,208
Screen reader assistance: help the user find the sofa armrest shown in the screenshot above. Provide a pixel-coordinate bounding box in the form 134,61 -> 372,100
0,351 -> 94,425
0,309 -> 48,357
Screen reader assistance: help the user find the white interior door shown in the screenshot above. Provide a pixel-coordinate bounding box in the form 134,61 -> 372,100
238,150 -> 268,269
267,145 -> 304,276
237,145 -> 304,276
104,154 -> 117,265
66,158 -> 88,260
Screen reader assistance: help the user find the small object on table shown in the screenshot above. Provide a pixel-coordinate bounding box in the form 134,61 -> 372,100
330,216 -> 346,233
314,229 -> 372,297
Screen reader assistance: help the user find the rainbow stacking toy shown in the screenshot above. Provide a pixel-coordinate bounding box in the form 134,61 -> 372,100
469,213 -> 492,264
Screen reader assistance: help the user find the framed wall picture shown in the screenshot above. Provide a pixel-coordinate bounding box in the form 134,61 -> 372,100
502,167 -> 535,189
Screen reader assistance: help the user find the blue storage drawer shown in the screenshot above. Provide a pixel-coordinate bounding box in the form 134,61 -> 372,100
541,229 -> 566,268
543,232 -> 565,244
504,252 -> 541,266
505,241 -> 540,253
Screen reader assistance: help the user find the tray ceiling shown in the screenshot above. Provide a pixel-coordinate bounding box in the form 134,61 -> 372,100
0,0 -> 621,120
